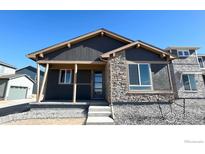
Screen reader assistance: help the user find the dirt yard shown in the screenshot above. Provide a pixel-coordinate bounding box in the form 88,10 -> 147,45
5,118 -> 86,125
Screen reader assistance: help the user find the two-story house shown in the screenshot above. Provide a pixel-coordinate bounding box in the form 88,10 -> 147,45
0,60 -> 16,76
0,60 -> 34,100
165,47 -> 205,99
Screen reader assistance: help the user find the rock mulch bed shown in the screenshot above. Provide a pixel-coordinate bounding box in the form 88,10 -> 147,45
114,99 -> 205,125
5,118 -> 86,125
0,108 -> 87,124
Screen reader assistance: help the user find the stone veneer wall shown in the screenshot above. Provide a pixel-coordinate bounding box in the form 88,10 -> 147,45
105,61 -> 111,103
171,51 -> 205,98
108,51 -> 174,103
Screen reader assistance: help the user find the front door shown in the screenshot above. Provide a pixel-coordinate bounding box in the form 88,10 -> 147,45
92,71 -> 104,99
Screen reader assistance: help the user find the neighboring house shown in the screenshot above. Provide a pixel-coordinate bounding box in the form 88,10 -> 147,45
0,60 -> 16,76
16,66 -> 44,94
0,74 -> 34,100
197,54 -> 205,86
27,28 -> 176,103
165,47 -> 205,99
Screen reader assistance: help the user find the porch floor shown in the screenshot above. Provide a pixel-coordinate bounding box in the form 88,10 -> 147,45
30,100 -> 109,108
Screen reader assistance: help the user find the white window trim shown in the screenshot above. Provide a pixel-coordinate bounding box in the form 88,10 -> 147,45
177,50 -> 190,57
58,69 -> 72,85
198,57 -> 205,68
182,74 -> 197,92
128,63 -> 153,91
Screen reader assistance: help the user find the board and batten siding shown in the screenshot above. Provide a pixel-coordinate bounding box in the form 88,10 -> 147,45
45,69 -> 92,100
124,46 -> 172,91
125,47 -> 167,62
41,35 -> 127,61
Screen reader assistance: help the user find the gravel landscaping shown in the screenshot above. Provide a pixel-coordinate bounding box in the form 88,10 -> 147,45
114,99 -> 205,125
5,118 -> 86,125
0,108 -> 87,124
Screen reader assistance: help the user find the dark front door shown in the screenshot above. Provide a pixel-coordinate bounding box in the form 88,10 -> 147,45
93,71 -> 104,99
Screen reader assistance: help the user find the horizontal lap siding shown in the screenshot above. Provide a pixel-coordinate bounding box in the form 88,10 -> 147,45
42,35 -> 127,61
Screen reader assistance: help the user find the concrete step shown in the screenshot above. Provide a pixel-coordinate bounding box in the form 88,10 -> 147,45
86,117 -> 114,125
88,111 -> 111,117
89,106 -> 111,112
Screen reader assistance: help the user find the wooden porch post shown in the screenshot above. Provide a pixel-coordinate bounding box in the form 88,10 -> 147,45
38,63 -> 49,102
36,63 -> 40,102
73,64 -> 78,103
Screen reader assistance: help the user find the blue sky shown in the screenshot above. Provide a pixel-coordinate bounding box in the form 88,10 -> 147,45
0,10 -> 205,69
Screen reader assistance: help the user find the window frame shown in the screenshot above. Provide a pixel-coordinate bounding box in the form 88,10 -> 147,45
198,57 -> 205,68
128,63 -> 153,91
58,69 -> 72,85
177,50 -> 190,57
182,74 -> 197,92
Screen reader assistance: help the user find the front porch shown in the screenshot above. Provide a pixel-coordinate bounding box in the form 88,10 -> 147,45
36,61 -> 107,103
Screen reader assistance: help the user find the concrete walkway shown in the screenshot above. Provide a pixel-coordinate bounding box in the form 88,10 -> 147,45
0,98 -> 35,108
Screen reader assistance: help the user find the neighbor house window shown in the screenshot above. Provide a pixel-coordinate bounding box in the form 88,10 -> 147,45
59,69 -> 72,84
182,74 -> 197,91
198,57 -> 204,68
128,64 -> 152,90
177,50 -> 190,57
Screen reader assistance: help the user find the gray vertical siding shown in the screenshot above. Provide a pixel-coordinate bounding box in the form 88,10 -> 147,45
42,35 -> 127,61
45,69 -> 94,100
125,47 -> 166,61
45,69 -> 73,100
151,64 -> 171,90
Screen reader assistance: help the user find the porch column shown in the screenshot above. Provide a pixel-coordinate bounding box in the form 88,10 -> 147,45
36,63 -> 40,102
38,63 -> 49,102
73,64 -> 78,103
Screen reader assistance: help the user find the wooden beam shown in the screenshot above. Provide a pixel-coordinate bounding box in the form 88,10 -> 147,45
67,43 -> 71,48
37,60 -> 106,65
39,53 -> 44,58
38,63 -> 49,102
73,64 -> 78,103
36,63 -> 40,102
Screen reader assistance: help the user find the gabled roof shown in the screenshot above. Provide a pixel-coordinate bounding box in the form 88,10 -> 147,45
27,28 -> 134,60
165,46 -> 200,50
0,74 -> 35,83
0,60 -> 16,69
16,66 -> 44,74
101,40 -> 176,60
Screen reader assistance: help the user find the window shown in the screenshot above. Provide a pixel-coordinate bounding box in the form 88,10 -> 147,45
198,57 -> 204,68
59,69 -> 72,84
182,74 -> 197,91
177,50 -> 190,57
128,64 -> 152,90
